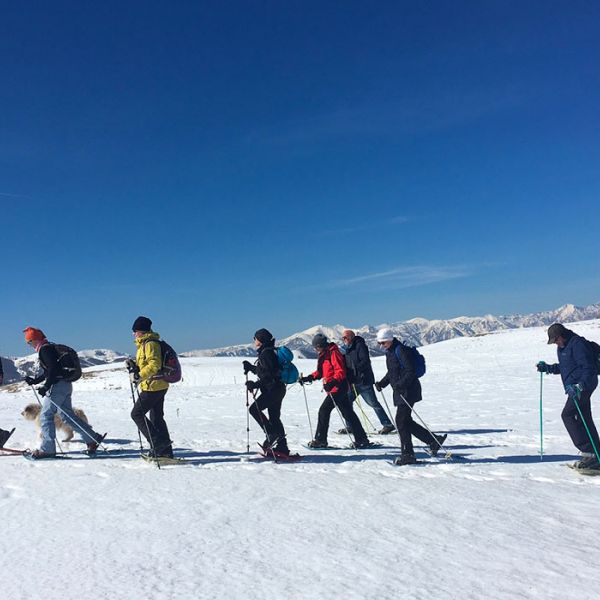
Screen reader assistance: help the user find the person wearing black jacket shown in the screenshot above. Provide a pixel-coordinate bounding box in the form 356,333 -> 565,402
340,330 -> 395,435
243,328 -> 290,455
375,328 -> 446,465
22,327 -> 105,459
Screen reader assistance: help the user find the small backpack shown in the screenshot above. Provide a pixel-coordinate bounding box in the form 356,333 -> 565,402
53,344 -> 82,382
395,343 -> 426,378
145,339 -> 182,383
276,346 -> 299,384
586,339 -> 600,375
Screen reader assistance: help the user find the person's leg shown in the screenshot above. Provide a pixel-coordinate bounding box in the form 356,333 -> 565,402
249,391 -> 277,444
267,384 -> 288,452
131,390 -> 159,445
336,392 -> 369,444
562,391 -> 600,454
314,395 -> 335,442
55,382 -> 101,444
39,388 -> 60,454
357,384 -> 393,428
394,397 -> 414,456
148,390 -> 171,455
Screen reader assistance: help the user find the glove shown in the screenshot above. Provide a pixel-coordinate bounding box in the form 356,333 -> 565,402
129,371 -> 141,385
125,358 -> 139,374
246,380 -> 259,391
536,361 -> 550,374
375,380 -> 386,392
566,383 -> 583,397
242,360 -> 255,375
37,385 -> 48,397
323,380 -> 337,392
298,375 -> 314,386
24,376 -> 36,385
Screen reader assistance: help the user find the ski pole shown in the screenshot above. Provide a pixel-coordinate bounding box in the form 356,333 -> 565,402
352,384 -> 377,433
299,374 -> 314,440
539,371 -> 544,461
129,378 -> 144,452
29,385 -> 65,456
245,374 -> 251,454
327,391 -> 358,449
398,392 -> 451,459
572,389 -> 600,464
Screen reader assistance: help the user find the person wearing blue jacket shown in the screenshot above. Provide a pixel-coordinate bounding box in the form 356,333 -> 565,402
537,323 -> 600,470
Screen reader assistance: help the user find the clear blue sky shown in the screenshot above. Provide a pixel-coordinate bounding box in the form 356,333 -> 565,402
2,1 -> 599,356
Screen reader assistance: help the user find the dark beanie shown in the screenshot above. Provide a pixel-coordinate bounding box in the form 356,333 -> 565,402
312,333 -> 329,349
254,328 -> 275,345
132,316 -> 153,332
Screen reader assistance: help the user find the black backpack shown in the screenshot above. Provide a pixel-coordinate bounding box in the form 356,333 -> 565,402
143,339 -> 182,383
587,339 -> 600,375
52,343 -> 82,382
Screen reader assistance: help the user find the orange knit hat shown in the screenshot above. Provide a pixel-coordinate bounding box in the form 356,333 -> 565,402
23,327 -> 46,342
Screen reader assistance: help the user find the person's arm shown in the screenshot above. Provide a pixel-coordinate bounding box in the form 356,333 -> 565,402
138,341 -> 162,380
256,349 -> 279,387
39,345 -> 61,387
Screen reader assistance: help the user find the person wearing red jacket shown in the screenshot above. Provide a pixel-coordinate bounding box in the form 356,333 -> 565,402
299,333 -> 371,448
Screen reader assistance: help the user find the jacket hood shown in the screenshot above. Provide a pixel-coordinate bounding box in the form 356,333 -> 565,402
135,331 -> 160,347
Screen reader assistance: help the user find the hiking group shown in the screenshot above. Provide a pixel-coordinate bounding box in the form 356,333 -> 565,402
1,319 -> 599,471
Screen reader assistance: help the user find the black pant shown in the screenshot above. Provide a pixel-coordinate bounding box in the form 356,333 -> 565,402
131,389 -> 172,454
393,391 -> 436,456
315,387 -> 368,444
562,390 -> 600,454
249,382 -> 288,451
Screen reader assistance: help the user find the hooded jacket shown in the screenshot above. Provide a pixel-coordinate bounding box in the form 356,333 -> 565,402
135,331 -> 169,392
344,335 -> 375,386
254,341 -> 284,393
311,342 -> 347,394
549,329 -> 598,392
380,338 -> 422,404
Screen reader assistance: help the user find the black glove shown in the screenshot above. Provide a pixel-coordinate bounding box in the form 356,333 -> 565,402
37,385 -> 48,397
536,361 -> 550,374
246,380 -> 259,391
375,381 -> 385,392
242,360 -> 256,375
323,380 -> 337,392
125,358 -> 139,375
298,375 -> 314,386
24,376 -> 36,386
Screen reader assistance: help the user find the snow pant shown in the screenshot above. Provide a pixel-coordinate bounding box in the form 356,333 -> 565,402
315,385 -> 369,444
131,389 -> 172,455
249,381 -> 288,452
562,390 -> 600,455
393,391 -> 436,456
39,381 -> 101,454
344,383 -> 393,430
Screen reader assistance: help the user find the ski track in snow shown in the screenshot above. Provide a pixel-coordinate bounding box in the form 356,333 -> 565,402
2,321 -> 600,599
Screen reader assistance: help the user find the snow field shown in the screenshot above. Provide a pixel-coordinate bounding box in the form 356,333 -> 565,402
1,321 -> 600,599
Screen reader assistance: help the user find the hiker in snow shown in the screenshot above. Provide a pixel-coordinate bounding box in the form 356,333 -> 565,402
128,316 -> 174,459
340,329 -> 395,435
242,328 -> 290,455
22,327 -> 105,458
374,328 -> 446,465
299,333 -> 371,448
537,323 -> 600,470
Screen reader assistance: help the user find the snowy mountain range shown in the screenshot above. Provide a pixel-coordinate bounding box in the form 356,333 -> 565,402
1,302 -> 599,384
182,301 -> 600,359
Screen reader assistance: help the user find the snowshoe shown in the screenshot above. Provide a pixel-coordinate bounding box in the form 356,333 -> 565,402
307,439 -> 329,449
23,449 -> 70,461
351,440 -> 378,449
378,425 -> 396,435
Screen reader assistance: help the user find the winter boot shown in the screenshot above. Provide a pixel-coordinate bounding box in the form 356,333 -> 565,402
337,427 -> 352,435
394,453 -> 417,466
352,438 -> 375,449
429,433 -> 448,457
307,439 -> 329,449
575,453 -> 600,470
0,428 -> 15,448
86,432 -> 107,456
378,425 -> 395,435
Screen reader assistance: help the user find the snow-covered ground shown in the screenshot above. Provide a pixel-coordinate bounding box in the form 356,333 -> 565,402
1,321 -> 600,600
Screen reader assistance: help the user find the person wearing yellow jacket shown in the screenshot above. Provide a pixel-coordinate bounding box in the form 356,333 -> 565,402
128,316 -> 173,458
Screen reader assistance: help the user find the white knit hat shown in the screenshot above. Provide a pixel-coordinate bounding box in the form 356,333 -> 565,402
376,328 -> 394,342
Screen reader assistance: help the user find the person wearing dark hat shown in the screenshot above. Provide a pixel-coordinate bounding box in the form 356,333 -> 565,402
128,316 -> 174,458
242,328 -> 290,456
22,326 -> 106,459
298,333 -> 371,448
537,323 -> 600,470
